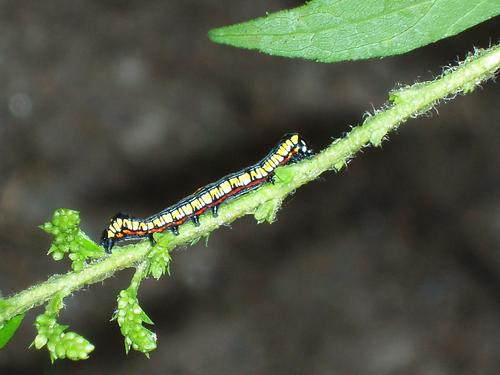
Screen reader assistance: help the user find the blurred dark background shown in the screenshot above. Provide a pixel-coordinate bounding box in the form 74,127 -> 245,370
0,1 -> 499,374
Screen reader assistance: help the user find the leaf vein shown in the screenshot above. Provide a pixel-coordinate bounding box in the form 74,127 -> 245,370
219,1 -> 435,38
445,0 -> 487,35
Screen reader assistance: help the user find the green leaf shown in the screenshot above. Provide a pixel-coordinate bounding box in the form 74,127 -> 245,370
209,0 -> 500,62
0,313 -> 25,349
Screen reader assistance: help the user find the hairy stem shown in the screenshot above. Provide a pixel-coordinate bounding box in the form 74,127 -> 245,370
130,261 -> 149,293
1,43 -> 499,325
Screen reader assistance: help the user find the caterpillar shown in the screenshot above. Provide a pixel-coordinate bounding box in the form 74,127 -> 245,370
101,133 -> 313,253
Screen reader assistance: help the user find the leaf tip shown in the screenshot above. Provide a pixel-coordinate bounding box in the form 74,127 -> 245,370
207,27 -> 227,44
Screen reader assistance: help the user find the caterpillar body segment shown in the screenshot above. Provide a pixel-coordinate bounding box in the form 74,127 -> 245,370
101,133 -> 313,253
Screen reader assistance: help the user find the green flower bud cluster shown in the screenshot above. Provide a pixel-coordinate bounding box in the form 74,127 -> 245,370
113,288 -> 157,356
40,208 -> 104,271
33,294 -> 94,362
148,243 -> 172,280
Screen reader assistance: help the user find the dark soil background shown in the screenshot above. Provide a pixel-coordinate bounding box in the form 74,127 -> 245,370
0,2 -> 499,374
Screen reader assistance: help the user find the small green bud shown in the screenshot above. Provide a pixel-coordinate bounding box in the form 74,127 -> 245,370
40,223 -> 53,232
71,261 -> 84,272
47,340 -> 56,352
34,334 -> 48,349
52,251 -> 64,261
55,342 -> 66,358
254,198 -> 283,224
35,314 -> 50,325
274,166 -> 294,183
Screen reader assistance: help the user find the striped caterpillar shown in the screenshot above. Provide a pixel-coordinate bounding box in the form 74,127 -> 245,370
101,133 -> 313,253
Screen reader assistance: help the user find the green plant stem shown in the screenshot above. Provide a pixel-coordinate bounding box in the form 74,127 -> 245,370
1,43 -> 499,326
130,261 -> 149,293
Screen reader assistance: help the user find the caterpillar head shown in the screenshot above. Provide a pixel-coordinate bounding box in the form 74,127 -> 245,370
290,135 -> 314,163
101,212 -> 130,253
298,138 -> 313,157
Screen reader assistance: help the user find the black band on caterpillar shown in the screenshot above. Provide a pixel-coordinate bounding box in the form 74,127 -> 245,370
101,133 -> 313,253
